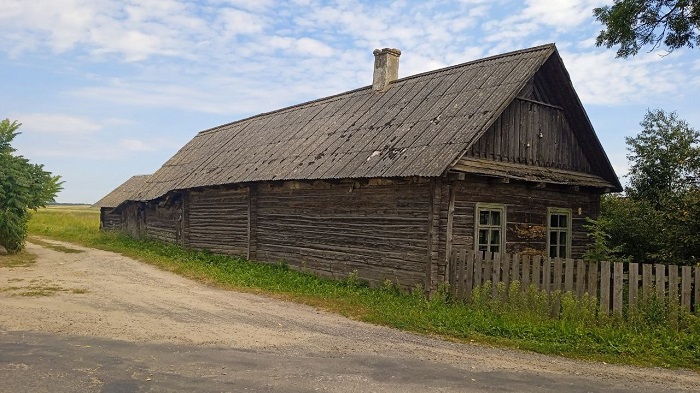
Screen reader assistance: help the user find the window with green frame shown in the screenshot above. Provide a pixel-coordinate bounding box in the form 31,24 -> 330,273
475,204 -> 505,253
547,208 -> 572,258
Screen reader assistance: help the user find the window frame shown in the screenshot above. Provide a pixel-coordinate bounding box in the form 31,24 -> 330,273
547,207 -> 572,259
474,203 -> 506,255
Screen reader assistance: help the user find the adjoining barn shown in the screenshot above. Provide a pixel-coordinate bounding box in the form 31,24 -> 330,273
93,175 -> 151,233
97,44 -> 621,293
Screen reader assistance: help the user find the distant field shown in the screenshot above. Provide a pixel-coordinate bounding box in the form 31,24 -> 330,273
44,205 -> 99,214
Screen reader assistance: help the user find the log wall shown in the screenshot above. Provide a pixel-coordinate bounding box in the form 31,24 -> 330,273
144,202 -> 181,244
184,187 -> 249,256
448,175 -> 599,266
100,208 -> 121,230
255,179 -> 431,288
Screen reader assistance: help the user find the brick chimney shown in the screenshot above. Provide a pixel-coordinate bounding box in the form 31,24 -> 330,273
372,48 -> 401,92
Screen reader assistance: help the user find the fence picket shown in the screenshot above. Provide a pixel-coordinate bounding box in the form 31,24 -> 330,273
474,252 -> 483,289
681,266 -> 691,311
542,257 -> 551,294
576,259 -> 585,297
629,263 -> 639,310
521,255 -> 530,288
695,267 -> 700,314
564,258 -> 574,292
502,253 -> 511,293
600,261 -> 611,314
587,261 -> 598,297
655,264 -> 666,300
492,254 -> 501,298
642,264 -> 652,301
613,262 -> 624,314
465,250 -> 474,301
533,256 -> 542,291
512,254 -> 520,287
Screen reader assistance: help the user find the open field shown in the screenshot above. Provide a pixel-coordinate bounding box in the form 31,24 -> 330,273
24,206 -> 700,370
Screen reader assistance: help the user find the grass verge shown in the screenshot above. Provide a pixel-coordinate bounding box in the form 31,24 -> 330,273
28,207 -> 700,370
27,237 -> 84,253
0,250 -> 37,268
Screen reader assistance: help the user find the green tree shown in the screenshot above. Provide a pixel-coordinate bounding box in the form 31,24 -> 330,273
590,109 -> 699,265
626,109 -> 700,208
594,0 -> 700,57
0,119 -> 63,253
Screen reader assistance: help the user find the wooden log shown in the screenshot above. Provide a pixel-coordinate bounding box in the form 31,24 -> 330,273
600,261 -> 611,314
613,262 -> 624,314
681,266 -> 692,312
628,263 -> 639,310
445,184 -> 457,283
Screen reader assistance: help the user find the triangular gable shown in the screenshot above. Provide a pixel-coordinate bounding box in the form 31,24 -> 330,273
450,49 -> 622,191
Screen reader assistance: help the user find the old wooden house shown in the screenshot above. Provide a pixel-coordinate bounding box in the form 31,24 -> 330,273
93,174 -> 150,232
99,44 -> 621,292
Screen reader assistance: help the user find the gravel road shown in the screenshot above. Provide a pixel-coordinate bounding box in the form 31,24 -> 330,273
0,239 -> 697,392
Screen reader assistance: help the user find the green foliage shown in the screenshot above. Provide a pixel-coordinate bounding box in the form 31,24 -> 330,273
590,110 -> 700,265
594,0 -> 700,57
0,119 -> 63,253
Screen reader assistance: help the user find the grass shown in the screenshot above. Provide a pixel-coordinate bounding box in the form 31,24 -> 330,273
27,237 -> 84,253
0,250 -> 37,268
0,278 -> 88,297
27,207 -> 700,370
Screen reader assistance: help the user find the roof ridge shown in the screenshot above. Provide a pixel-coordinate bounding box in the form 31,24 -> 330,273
197,43 -> 557,136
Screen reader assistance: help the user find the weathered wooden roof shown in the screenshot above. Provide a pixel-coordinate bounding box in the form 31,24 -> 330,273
133,44 -> 564,201
93,175 -> 151,208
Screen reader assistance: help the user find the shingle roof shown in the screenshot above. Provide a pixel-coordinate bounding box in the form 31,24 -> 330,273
133,44 -> 558,201
93,175 -> 151,208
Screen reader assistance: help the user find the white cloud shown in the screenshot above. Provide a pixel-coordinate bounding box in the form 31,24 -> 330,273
10,113 -> 106,135
120,139 -> 154,152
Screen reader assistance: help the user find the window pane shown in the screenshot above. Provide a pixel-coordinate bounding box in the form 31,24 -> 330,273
491,230 -> 500,245
491,245 -> 499,253
549,231 -> 558,245
549,245 -> 557,258
491,211 -> 501,225
479,211 -> 490,225
560,245 -> 567,258
550,214 -> 558,227
559,231 -> 567,246
559,215 -> 567,228
478,244 -> 488,251
479,229 -> 488,245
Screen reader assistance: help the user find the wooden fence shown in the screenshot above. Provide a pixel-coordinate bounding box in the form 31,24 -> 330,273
448,249 -> 700,314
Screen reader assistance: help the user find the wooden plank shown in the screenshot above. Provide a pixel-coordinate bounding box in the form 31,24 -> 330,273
444,184 -> 457,284
600,261 -> 611,314
492,253 -> 501,298
564,258 -> 574,293
655,264 -> 666,299
587,261 -> 598,297
576,259 -> 586,297
668,264 -> 679,307
553,258 -> 562,292
532,256 -> 542,292
642,263 -> 652,301
522,255 -> 531,289
542,256 -> 551,294
449,251 -> 457,299
628,262 -> 639,310
613,262 -> 624,314
465,250 -> 474,301
425,180 -> 436,295
681,266 -> 692,312
695,267 -> 700,314
512,254 -> 520,287
502,253 -> 512,293
457,249 -> 467,300
474,252 -> 483,289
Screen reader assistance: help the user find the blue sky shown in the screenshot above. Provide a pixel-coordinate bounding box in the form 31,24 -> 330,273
2,0 -> 699,203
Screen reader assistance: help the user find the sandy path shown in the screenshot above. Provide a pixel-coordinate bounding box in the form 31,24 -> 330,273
0,239 -> 698,391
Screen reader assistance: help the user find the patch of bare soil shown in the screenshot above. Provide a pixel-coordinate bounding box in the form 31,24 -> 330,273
0,239 -> 698,391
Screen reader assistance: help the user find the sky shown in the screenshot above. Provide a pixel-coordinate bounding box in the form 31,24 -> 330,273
2,0 -> 699,203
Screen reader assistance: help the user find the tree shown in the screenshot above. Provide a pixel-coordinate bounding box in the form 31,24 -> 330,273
625,109 -> 700,208
590,109 -> 699,265
593,0 -> 700,57
0,119 -> 63,253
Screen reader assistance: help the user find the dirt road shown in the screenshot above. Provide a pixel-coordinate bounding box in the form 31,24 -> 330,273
0,239 -> 698,392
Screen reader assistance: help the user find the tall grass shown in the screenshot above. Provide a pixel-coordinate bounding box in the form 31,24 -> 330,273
27,208 -> 700,370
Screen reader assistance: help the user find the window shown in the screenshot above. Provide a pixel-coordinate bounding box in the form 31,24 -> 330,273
547,208 -> 572,258
475,204 -> 505,253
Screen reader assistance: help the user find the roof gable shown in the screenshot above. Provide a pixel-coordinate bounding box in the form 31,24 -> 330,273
135,44 -> 557,201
